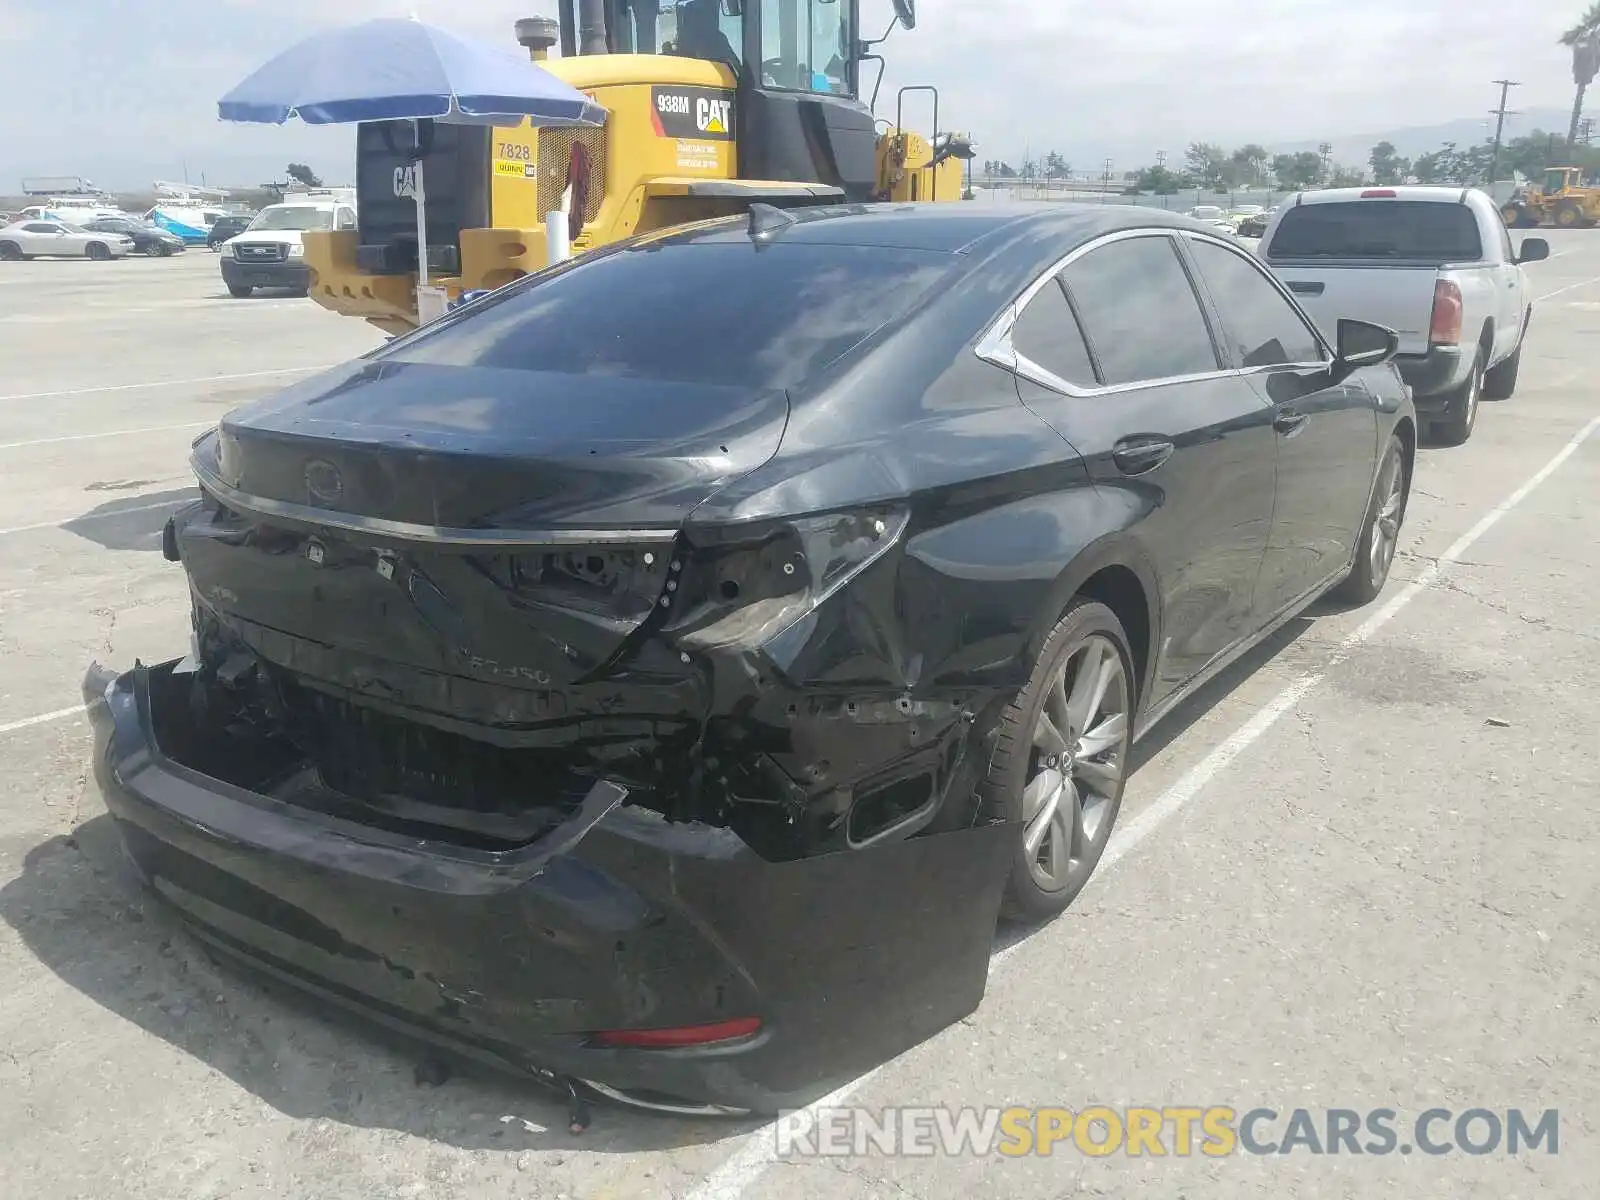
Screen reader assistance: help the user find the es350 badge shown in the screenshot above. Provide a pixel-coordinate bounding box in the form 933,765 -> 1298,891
650,87 -> 735,141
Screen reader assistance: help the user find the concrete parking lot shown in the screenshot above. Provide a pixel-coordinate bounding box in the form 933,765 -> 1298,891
2,237 -> 1597,1199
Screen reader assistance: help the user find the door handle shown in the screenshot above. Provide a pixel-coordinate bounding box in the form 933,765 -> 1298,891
1287,280 -> 1324,296
1111,437 -> 1175,476
1274,409 -> 1309,436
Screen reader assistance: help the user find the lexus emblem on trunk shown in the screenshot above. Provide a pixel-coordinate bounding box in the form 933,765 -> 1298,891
304,459 -> 344,506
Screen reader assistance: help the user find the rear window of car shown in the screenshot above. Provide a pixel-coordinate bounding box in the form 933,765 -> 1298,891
1267,200 -> 1483,262
380,240 -> 954,390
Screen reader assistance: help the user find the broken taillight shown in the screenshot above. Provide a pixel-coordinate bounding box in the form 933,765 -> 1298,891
1429,279 -> 1463,345
664,508 -> 910,653
589,1017 -> 762,1048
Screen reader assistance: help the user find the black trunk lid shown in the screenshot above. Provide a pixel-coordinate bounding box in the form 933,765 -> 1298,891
180,360 -> 787,700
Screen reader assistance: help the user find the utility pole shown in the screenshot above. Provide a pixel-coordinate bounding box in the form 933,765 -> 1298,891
1101,157 -> 1113,203
1581,116 -> 1596,146
1156,149 -> 1167,168
1489,79 -> 1520,185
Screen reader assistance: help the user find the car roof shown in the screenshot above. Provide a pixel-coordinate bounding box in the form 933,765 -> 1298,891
1292,185 -> 1476,206
656,201 -> 1205,254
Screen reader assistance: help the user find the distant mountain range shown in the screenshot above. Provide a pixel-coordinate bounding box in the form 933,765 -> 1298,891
1264,108 -> 1576,168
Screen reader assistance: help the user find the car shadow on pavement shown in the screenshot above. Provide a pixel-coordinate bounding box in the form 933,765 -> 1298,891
61,488 -> 196,553
204,289 -> 308,301
1128,611 -> 1318,769
0,816 -> 762,1156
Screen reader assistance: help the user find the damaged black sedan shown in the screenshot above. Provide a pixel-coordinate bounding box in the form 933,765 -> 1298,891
88,202 -> 1415,1116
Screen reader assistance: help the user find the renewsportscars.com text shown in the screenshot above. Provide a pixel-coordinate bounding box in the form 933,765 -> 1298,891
773,1106 -> 1560,1159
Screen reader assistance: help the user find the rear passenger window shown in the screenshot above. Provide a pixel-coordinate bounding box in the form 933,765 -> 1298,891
1061,236 -> 1220,386
1187,239 -> 1325,367
1012,279 -> 1098,387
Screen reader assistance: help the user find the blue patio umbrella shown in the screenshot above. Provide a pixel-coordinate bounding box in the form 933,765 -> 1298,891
218,16 -> 606,286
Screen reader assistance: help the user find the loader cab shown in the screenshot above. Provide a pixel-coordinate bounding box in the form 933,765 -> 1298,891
555,0 -> 907,200
1544,166 -> 1586,193
737,0 -> 875,196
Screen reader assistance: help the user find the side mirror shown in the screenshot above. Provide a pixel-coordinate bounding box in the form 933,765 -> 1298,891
1332,318 -> 1398,378
1517,237 -> 1549,264
892,0 -> 917,30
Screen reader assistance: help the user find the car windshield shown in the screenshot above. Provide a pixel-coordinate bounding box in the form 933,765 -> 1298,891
379,238 -> 954,390
1267,201 -> 1483,262
248,207 -> 333,231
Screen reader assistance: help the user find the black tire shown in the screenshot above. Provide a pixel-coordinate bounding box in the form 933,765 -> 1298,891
227,283 -> 253,298
981,598 -> 1136,923
1554,201 -> 1584,229
0,240 -> 21,261
1332,433 -> 1408,605
85,242 -> 111,261
1432,349 -> 1483,447
143,242 -> 165,257
1482,340 -> 1522,401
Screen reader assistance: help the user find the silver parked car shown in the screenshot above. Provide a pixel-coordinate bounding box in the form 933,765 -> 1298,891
0,219 -> 135,261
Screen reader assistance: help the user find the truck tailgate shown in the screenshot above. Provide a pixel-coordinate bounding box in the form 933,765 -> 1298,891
1269,261 -> 1439,355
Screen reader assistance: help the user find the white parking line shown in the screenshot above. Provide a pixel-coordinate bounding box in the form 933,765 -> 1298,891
0,496 -> 192,539
0,365 -> 330,403
1537,274 -> 1600,302
686,412 -> 1600,1200
0,422 -> 212,452
0,704 -> 91,738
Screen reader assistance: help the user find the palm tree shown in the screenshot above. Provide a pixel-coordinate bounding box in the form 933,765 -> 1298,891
1560,3 -> 1600,150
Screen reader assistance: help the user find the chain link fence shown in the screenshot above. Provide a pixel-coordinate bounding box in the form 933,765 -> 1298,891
968,182 -> 1295,210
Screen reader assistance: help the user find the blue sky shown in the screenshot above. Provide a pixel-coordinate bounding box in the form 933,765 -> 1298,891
0,0 -> 1593,191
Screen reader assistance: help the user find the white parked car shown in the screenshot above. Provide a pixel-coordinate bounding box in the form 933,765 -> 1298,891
0,219 -> 135,261
1258,186 -> 1546,445
1182,205 -> 1236,237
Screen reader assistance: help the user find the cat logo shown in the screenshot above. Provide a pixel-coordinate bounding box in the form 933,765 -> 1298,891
650,86 -> 735,142
697,97 -> 730,135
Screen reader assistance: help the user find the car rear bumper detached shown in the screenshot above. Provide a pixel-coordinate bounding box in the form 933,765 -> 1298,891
221,258 -> 309,290
85,661 -> 1013,1116
1394,346 -> 1467,409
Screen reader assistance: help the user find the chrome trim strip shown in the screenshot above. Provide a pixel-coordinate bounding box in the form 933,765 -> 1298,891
975,226 -> 1339,399
189,452 -> 680,548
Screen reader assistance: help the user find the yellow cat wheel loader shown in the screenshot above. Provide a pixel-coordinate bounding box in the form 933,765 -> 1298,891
303,0 -> 975,334
1500,166 -> 1600,229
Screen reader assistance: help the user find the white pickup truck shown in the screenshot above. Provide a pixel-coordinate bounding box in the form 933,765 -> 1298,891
1258,186 -> 1548,445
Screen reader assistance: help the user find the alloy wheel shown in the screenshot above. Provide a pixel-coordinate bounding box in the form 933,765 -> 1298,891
1369,448 -> 1404,583
1022,634 -> 1131,893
